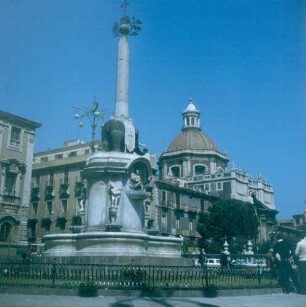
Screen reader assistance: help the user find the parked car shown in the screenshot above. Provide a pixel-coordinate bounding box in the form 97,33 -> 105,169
206,258 -> 221,267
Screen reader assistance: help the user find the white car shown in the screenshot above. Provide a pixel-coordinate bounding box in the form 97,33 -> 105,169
206,258 -> 221,267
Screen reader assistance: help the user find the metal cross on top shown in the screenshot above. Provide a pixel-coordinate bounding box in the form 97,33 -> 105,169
112,0 -> 141,37
121,0 -> 129,17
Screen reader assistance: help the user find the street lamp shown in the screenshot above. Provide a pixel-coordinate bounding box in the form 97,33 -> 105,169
74,99 -> 105,153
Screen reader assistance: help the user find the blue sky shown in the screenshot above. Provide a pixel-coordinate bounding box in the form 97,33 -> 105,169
0,0 -> 304,219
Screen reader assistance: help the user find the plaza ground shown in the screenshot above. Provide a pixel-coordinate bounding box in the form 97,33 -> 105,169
1,292 -> 305,307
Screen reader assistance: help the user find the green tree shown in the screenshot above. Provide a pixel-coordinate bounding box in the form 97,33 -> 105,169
197,199 -> 259,252
196,211 -> 211,249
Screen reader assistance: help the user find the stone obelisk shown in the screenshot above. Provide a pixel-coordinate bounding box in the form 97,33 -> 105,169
112,2 -> 142,152
114,34 -> 129,119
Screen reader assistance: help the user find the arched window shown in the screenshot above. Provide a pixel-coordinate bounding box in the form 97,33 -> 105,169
170,166 -> 181,178
0,222 -> 12,242
194,165 -> 206,176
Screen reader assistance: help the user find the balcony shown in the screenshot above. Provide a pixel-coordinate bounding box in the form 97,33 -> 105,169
27,218 -> 38,230
45,185 -> 54,201
70,215 -> 83,233
0,194 -> 20,205
31,187 -> 41,202
56,217 -> 67,231
59,183 -> 70,199
41,218 -> 52,231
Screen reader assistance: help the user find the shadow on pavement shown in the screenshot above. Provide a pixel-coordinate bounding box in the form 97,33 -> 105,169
110,296 -> 219,307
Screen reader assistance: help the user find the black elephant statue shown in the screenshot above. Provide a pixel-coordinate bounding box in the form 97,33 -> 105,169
101,119 -> 125,152
101,118 -> 148,155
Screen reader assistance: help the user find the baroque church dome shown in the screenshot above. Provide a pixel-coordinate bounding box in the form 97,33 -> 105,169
165,99 -> 217,153
167,129 -> 217,152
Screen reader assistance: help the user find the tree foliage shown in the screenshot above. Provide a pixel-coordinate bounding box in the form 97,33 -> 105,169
197,199 -> 259,251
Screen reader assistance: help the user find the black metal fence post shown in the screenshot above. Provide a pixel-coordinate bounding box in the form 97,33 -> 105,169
205,258 -> 209,288
51,258 -> 56,286
257,261 -> 262,285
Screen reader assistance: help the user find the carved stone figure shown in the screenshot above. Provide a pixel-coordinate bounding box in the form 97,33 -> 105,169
109,182 -> 121,223
77,186 -> 86,212
128,170 -> 143,190
133,129 -> 148,156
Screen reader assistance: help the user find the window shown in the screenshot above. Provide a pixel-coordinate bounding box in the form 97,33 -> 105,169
189,220 -> 193,231
62,199 -> 68,215
85,149 -> 90,154
161,215 -> 167,228
200,200 -> 204,212
63,170 -> 69,184
47,201 -> 52,216
194,165 -> 206,176
69,151 -> 77,157
217,182 -> 223,191
204,183 -> 210,191
41,156 -> 48,162
170,166 -> 180,178
32,202 -> 38,216
176,218 -> 180,230
161,191 -> 166,203
175,193 -> 180,206
35,174 -> 40,186
48,172 -> 54,186
55,154 -> 63,160
0,222 -> 12,242
10,126 -> 21,149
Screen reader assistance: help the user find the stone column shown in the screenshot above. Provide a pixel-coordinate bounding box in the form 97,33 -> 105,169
0,166 -> 5,194
0,167 -> 5,203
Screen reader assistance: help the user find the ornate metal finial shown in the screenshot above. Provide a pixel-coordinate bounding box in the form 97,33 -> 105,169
121,0 -> 129,17
189,95 -> 193,104
112,0 -> 142,37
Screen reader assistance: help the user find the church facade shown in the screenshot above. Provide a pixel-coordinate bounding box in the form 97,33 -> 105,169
157,99 -> 277,246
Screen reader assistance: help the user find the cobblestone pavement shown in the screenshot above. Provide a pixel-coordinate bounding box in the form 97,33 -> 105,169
1,293 -> 305,307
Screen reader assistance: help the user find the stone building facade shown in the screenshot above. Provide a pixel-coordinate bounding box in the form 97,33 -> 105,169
278,198 -> 306,235
0,111 -> 41,256
30,140 -> 158,242
30,140 -> 92,242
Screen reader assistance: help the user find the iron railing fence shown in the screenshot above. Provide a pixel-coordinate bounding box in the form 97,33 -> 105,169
0,261 -> 278,290
0,253 -> 268,264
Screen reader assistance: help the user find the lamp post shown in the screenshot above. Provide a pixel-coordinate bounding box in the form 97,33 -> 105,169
74,99 -> 104,153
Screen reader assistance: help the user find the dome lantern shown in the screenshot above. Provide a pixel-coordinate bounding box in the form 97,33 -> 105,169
182,98 -> 201,131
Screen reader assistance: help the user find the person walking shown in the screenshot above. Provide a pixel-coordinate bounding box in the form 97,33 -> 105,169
220,249 -> 229,273
266,248 -> 276,279
295,229 -> 306,294
273,233 -> 299,293
198,248 -> 206,267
